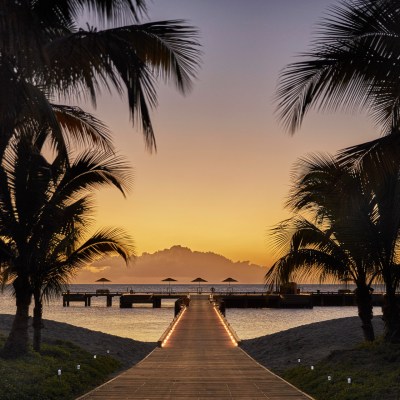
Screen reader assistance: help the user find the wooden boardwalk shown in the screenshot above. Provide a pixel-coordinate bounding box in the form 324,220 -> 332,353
78,295 -> 314,399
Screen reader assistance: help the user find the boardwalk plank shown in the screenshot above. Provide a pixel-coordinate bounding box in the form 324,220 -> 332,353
78,295 -> 314,399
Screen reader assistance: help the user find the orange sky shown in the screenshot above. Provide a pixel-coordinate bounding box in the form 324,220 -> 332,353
77,0 -> 378,278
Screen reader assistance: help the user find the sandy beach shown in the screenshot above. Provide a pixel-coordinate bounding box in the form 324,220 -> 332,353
0,313 -> 384,373
242,316 -> 384,372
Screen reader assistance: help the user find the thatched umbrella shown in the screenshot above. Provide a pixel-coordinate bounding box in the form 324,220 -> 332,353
162,277 -> 177,292
96,277 -> 111,286
191,277 -> 207,291
222,277 -> 238,287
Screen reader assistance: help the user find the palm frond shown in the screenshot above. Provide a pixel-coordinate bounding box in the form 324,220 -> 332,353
265,249 -> 347,290
43,20 -> 201,151
53,104 -> 114,152
128,21 -> 202,93
275,0 -> 400,133
339,129 -> 400,178
65,0 -> 148,24
65,227 -> 135,267
55,150 -> 133,202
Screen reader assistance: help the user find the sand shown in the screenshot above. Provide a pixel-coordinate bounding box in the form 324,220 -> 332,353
241,316 -> 384,373
0,313 -> 384,373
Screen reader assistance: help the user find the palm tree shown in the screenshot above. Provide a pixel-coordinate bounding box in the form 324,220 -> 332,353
364,164 -> 400,342
0,0 -> 202,153
28,148 -> 135,351
266,154 -> 379,341
31,226 -> 134,352
273,0 -> 400,342
0,132 -> 134,357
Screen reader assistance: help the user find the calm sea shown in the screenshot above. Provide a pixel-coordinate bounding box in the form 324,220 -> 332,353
0,284 -> 382,342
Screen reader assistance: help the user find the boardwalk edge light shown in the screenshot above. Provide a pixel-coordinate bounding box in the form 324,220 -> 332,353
213,304 -> 240,346
158,304 -> 187,348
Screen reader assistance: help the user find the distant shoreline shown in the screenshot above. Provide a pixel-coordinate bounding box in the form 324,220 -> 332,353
0,313 -> 384,374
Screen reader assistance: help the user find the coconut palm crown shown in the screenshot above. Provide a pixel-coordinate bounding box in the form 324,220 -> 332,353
1,0 -> 202,152
276,0 -> 400,135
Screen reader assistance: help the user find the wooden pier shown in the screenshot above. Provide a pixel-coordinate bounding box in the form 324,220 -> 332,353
62,291 -> 123,307
214,292 -> 386,310
63,290 -> 387,309
214,293 -> 313,310
77,295 -> 314,399
62,291 -> 188,308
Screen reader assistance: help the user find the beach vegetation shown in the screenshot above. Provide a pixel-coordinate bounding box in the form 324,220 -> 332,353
282,338 -> 400,400
0,334 -> 120,400
0,132 -> 134,357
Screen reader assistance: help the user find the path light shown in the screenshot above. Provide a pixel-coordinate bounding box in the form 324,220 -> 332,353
57,369 -> 61,379
107,350 -> 110,354
310,365 -> 314,370
94,355 -> 97,359
77,364 -> 80,371
298,358 -> 301,363
328,375 -> 331,381
347,377 -> 352,384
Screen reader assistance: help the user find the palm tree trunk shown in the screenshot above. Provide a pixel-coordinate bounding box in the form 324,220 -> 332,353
32,292 -> 43,352
2,277 -> 32,358
354,285 -> 375,342
382,286 -> 400,343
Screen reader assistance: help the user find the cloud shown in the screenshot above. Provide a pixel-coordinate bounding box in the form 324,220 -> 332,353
73,245 -> 267,284
83,265 -> 111,273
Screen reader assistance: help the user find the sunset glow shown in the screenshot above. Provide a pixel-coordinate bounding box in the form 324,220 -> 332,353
79,0 -> 378,281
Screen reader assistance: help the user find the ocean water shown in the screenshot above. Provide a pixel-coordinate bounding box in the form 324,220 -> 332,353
0,284 -> 382,342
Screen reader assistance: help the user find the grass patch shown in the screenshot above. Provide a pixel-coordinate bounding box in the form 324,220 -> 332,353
0,335 -> 121,400
281,338 -> 400,400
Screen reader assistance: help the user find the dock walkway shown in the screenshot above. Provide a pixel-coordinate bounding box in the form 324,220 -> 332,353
78,295 -> 313,399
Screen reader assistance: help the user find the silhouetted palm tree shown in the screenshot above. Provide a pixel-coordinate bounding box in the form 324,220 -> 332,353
1,0 -> 201,153
273,0 -> 400,341
0,132 -> 134,357
365,163 -> 400,342
31,225 -> 133,352
266,154 -> 379,341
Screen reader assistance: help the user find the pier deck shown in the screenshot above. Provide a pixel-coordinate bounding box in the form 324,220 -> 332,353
78,295 -> 313,399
